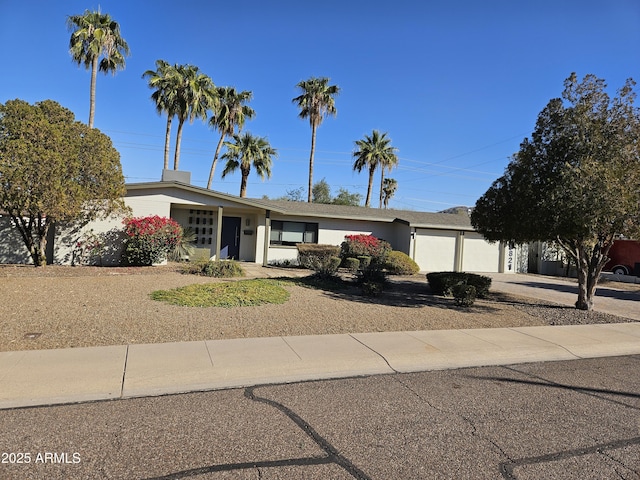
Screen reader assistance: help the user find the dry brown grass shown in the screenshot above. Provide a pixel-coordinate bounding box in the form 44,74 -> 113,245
0,265 -> 631,352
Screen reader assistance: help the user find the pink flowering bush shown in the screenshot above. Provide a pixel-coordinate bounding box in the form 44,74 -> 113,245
340,234 -> 391,263
122,216 -> 183,266
340,234 -> 392,296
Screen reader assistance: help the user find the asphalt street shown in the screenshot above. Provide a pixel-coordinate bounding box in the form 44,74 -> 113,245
0,355 -> 638,479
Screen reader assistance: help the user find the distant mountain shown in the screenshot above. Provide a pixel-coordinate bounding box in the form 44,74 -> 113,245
439,206 -> 472,215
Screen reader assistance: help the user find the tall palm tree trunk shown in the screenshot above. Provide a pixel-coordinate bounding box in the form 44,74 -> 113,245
207,134 -> 226,189
174,118 -> 185,170
240,172 -> 249,198
163,116 -> 173,170
89,57 -> 98,128
365,168 -> 375,207
308,124 -> 317,203
379,166 -> 385,209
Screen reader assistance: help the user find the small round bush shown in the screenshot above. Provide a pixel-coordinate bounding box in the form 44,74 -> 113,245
361,281 -> 384,297
357,256 -> 372,270
452,284 -> 476,307
182,260 -> 245,278
343,257 -> 360,273
385,251 -> 420,275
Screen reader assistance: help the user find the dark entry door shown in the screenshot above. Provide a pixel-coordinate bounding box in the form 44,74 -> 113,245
221,216 -> 241,259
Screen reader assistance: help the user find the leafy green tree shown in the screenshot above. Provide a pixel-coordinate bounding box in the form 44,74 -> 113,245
67,9 -> 130,128
382,178 -> 398,209
471,73 -> 640,310
221,132 -> 277,198
207,87 -> 255,189
292,77 -> 340,202
172,64 -> 217,170
142,60 -> 182,170
0,99 -> 127,266
353,130 -> 398,207
312,178 -> 332,204
333,188 -> 362,206
277,187 -> 305,201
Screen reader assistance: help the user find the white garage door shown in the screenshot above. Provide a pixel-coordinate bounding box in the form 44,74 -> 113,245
414,229 -> 457,272
462,232 -> 500,272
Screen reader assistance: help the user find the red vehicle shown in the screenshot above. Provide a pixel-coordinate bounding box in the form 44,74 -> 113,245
605,239 -> 640,276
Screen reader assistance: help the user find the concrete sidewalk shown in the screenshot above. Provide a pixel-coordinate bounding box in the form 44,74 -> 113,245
1,323 -> 639,410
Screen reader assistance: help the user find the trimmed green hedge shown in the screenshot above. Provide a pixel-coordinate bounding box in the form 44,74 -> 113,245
426,272 -> 492,298
297,244 -> 341,277
343,257 -> 360,273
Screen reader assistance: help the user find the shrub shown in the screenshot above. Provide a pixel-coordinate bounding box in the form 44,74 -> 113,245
426,272 -> 492,298
343,257 -> 360,273
356,261 -> 388,297
385,251 -> 420,275
468,274 -> 492,299
340,234 -> 391,264
297,244 -> 341,277
269,258 -> 300,268
122,216 -> 183,266
168,227 -> 196,262
426,272 -> 460,296
182,260 -> 245,278
452,284 -> 476,307
73,230 -> 105,266
361,281 -> 385,297
357,255 -> 372,270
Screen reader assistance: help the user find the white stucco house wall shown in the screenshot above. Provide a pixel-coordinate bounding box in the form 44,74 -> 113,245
0,175 -> 516,273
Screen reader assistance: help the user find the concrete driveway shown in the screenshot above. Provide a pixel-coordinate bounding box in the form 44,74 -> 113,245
486,273 -> 640,321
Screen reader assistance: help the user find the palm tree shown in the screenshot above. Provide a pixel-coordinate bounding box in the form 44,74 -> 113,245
352,130 -> 398,207
378,143 -> 399,208
221,132 -> 277,198
292,77 -> 340,202
172,65 -> 217,170
67,9 -> 130,128
207,87 -> 255,189
142,60 -> 181,170
382,178 -> 398,209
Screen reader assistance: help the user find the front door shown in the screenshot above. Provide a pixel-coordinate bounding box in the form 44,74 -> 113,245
221,216 -> 241,259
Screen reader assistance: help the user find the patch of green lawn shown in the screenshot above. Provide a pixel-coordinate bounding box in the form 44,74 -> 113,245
150,279 -> 290,307
275,274 -> 351,291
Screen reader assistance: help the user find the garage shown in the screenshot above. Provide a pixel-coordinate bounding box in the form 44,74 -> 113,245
413,228 -> 458,272
461,232 -> 501,272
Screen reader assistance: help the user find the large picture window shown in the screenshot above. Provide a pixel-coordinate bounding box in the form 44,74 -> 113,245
270,221 -> 318,246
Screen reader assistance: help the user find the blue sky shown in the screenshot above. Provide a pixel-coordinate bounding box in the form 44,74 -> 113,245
1,1 -> 639,211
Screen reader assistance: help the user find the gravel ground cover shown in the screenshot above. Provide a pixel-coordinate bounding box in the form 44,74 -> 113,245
0,264 -> 634,352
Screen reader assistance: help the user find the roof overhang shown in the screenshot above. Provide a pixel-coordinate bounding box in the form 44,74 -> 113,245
125,181 -> 287,213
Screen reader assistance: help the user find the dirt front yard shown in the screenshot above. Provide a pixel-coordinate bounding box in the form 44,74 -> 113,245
0,265 -> 633,352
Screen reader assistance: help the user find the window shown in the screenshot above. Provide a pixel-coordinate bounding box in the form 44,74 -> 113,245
270,221 -> 318,246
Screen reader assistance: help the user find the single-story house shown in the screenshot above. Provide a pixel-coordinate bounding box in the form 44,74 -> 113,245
0,171 -> 517,273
